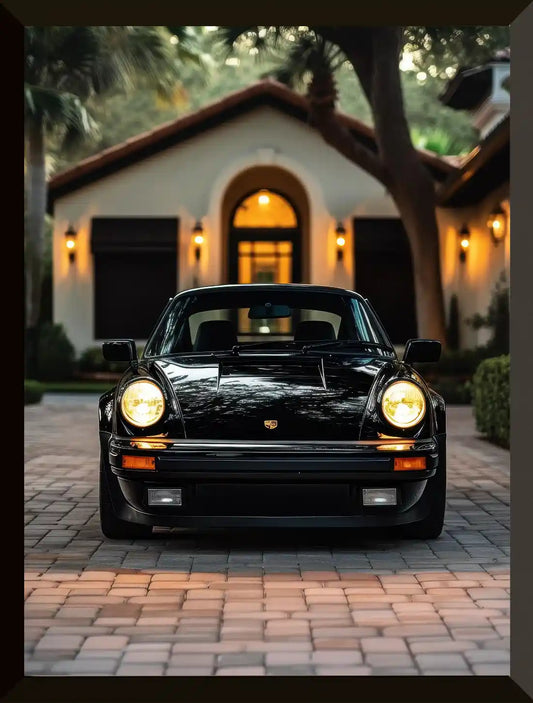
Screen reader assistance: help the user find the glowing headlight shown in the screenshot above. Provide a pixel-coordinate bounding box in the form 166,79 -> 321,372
381,380 -> 426,429
120,380 -> 165,427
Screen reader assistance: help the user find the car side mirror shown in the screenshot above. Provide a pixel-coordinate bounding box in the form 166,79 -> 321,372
403,339 -> 441,364
102,339 -> 137,364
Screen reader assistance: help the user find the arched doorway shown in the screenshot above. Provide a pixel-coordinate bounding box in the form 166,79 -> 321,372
221,166 -> 310,284
229,189 -> 301,285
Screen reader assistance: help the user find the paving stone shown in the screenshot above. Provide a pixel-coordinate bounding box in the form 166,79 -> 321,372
50,659 -> 118,674
166,666 -> 214,675
314,666 -> 372,676
416,653 -> 469,670
81,635 -> 129,650
25,404 -> 509,676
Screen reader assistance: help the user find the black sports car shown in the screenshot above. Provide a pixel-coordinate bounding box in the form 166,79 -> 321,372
98,284 -> 445,539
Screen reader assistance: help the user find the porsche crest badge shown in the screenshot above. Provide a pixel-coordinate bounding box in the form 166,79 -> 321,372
264,420 -> 278,429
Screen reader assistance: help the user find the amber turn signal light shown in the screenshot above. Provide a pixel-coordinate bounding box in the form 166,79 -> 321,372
122,455 -> 155,470
394,456 -> 426,471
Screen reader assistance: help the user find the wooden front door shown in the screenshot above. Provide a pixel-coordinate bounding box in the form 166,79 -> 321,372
228,228 -> 302,285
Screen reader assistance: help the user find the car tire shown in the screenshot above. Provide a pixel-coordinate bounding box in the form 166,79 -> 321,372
402,465 -> 446,540
99,458 -> 153,539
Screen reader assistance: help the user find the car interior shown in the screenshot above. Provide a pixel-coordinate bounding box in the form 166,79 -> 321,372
192,319 -> 337,352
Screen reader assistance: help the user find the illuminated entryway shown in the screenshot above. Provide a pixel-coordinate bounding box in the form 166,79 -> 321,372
224,177 -> 305,336
229,188 -> 301,288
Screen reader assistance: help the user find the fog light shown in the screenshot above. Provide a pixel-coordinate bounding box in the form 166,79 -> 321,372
362,488 -> 397,506
147,488 -> 182,506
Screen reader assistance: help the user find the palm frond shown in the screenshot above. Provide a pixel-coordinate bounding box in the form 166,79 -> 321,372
25,83 -> 97,137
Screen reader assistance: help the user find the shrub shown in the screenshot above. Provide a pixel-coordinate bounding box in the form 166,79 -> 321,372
420,347 -> 491,380
78,345 -> 144,374
431,379 -> 472,405
468,276 -> 509,356
472,355 -> 510,448
35,323 -> 76,381
24,380 -> 44,405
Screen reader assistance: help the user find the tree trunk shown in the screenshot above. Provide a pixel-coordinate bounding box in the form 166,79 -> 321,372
391,182 -> 447,342
25,117 -> 47,377
340,28 -> 447,343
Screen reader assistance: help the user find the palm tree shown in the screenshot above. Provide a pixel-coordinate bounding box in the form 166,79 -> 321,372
220,27 -> 508,343
24,26 -> 186,376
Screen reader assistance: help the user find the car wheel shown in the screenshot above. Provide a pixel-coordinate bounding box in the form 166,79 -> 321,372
99,457 -> 153,539
402,465 -> 446,540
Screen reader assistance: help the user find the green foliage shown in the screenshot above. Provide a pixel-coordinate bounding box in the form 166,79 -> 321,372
42,381 -> 115,394
468,277 -> 509,356
50,24 -> 509,170
78,345 -> 144,374
431,379 -> 472,405
423,347 -> 491,379
25,26 -> 198,159
403,27 -> 510,76
446,294 -> 460,351
35,323 -> 76,381
78,346 -> 126,374
24,380 -> 44,405
472,355 -> 510,448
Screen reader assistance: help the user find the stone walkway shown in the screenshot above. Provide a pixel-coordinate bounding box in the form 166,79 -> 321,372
24,397 -> 510,676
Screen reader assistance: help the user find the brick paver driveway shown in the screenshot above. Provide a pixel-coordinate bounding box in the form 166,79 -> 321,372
24,396 -> 510,676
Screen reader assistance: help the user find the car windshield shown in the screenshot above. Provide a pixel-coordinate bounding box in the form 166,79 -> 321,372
143,289 -> 394,357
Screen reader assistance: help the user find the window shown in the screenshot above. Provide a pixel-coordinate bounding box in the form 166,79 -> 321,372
91,218 -> 178,339
144,290 -> 394,357
233,190 -> 297,228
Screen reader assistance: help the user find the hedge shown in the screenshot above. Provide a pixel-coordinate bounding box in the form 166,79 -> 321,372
24,380 -> 44,405
35,323 -> 76,381
78,345 -> 144,374
472,355 -> 510,448
431,379 -> 472,405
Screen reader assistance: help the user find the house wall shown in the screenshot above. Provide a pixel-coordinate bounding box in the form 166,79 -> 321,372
52,104 -> 508,354
53,106 -> 400,352
436,182 -> 510,349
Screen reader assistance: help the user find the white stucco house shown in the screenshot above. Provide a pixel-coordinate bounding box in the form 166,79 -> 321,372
48,66 -> 509,354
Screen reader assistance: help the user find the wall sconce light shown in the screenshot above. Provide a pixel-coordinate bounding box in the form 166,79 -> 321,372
458,224 -> 470,263
192,220 -> 204,262
64,224 -> 77,264
335,222 -> 346,262
487,204 -> 506,246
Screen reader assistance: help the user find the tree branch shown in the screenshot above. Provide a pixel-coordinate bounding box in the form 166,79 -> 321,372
309,103 -> 389,186
306,68 -> 389,186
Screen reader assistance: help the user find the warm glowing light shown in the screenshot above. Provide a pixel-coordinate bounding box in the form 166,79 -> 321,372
66,239 -> 76,250
122,455 -> 156,470
487,205 -> 507,244
394,456 -> 427,471
377,443 -> 414,451
121,380 -> 165,427
194,234 -> 204,245
130,441 -> 168,450
381,381 -> 426,429
234,191 -> 296,227
336,236 -> 346,247
460,238 -> 470,249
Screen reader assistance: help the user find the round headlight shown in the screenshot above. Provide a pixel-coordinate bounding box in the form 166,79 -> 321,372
120,380 -> 165,427
381,380 -> 426,429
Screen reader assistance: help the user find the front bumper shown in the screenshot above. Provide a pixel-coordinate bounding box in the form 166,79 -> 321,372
102,434 -> 445,528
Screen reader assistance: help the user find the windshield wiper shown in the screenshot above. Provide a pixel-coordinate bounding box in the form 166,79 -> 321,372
301,340 -> 394,355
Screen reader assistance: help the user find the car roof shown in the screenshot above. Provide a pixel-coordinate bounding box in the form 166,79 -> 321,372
172,283 -> 366,301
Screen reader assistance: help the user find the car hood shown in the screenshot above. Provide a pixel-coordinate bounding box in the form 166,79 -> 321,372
149,353 -> 395,441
